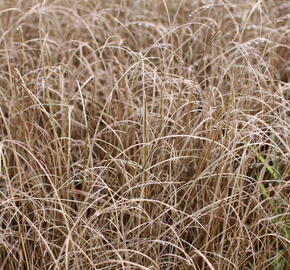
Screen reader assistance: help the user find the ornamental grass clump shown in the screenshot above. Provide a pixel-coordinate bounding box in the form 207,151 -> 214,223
0,0 -> 289,269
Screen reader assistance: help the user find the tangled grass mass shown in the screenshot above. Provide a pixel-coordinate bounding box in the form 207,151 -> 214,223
0,0 -> 289,269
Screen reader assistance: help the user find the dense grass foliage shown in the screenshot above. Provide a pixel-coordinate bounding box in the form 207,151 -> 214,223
0,0 -> 289,269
